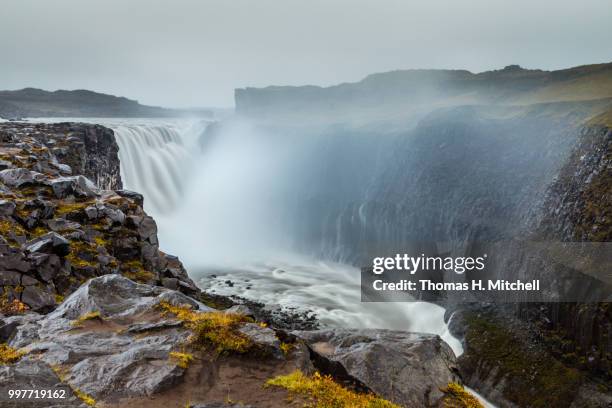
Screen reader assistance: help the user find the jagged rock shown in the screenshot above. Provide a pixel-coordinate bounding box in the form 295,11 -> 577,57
46,219 -> 81,233
0,271 -> 22,285
293,329 -> 460,407
116,190 -> 143,206
239,323 -> 282,358
46,274 -> 212,322
8,275 -> 214,400
49,176 -> 99,199
0,199 -> 16,216
0,168 -> 45,188
23,232 -> 70,257
225,304 -> 255,318
0,252 -> 30,272
20,285 -> 55,311
0,159 -> 13,170
0,357 -> 83,408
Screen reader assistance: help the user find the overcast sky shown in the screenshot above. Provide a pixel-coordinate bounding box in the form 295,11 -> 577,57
1,0 -> 611,108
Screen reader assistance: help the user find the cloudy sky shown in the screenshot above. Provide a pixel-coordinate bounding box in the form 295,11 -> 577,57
2,0 -> 611,108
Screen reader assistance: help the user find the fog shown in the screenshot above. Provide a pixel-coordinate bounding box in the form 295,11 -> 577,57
2,0 -> 612,107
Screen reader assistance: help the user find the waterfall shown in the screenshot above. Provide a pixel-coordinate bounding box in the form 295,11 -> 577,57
111,120 -> 210,214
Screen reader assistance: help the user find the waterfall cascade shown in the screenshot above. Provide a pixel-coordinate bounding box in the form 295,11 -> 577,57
112,120 -> 210,214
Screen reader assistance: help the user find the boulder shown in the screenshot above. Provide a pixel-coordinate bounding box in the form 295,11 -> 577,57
0,199 -> 16,216
0,168 -> 45,188
8,275 -> 215,400
116,190 -> 144,206
23,232 -> 70,257
0,357 -> 83,408
49,176 -> 99,199
293,329 -> 460,407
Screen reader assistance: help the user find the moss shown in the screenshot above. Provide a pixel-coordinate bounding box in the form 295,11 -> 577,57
169,351 -> 194,369
55,201 -> 91,216
265,370 -> 400,408
463,314 -> 582,408
0,218 -> 27,244
71,311 -> 102,327
0,343 -> 26,365
440,383 -> 484,408
159,301 -> 253,354
121,259 -> 155,283
66,240 -> 99,269
280,342 -> 294,356
72,387 -> 96,406
0,296 -> 28,315
54,294 -> 65,304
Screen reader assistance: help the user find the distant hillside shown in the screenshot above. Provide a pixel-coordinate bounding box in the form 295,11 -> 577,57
0,88 -> 211,119
235,62 -> 612,122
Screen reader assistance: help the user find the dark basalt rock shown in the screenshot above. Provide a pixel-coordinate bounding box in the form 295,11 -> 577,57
293,328 -> 460,407
23,232 -> 70,257
0,122 -> 199,310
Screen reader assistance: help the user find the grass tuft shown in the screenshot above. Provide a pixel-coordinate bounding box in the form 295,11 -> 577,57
169,351 -> 194,369
265,370 -> 400,408
159,301 -> 253,354
440,382 -> 484,408
0,343 -> 26,365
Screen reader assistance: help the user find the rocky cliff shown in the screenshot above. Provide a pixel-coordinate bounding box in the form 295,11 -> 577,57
450,121 -> 612,408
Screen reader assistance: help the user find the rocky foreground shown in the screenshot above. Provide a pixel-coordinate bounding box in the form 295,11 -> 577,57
0,123 -> 479,408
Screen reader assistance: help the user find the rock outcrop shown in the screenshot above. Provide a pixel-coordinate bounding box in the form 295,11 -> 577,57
0,122 -> 198,313
293,329 -> 460,407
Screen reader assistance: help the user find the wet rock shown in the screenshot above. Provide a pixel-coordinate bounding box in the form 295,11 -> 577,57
46,274 -> 213,322
293,329 -> 459,407
9,275 -> 215,400
0,168 -> 45,188
239,323 -> 282,358
116,190 -> 144,206
0,252 -> 30,272
0,357 -> 83,408
20,285 -> 55,311
225,304 -> 255,318
46,219 -> 82,233
49,175 -> 99,199
23,232 -> 70,257
0,199 -> 16,216
0,159 -> 13,170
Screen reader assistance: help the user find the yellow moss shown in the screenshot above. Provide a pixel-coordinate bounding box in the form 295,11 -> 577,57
280,342 -> 294,356
30,226 -> 49,237
93,235 -> 107,247
0,218 -> 26,238
54,294 -> 65,304
55,201 -> 90,216
440,383 -> 484,408
73,388 -> 96,407
121,260 -> 155,283
0,296 -> 28,315
71,311 -> 102,327
0,343 -> 26,365
159,301 -> 253,354
169,351 -> 194,369
266,370 -> 400,408
258,322 -> 268,328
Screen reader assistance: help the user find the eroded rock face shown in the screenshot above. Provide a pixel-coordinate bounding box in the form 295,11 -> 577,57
293,329 -> 460,407
0,122 -> 198,311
